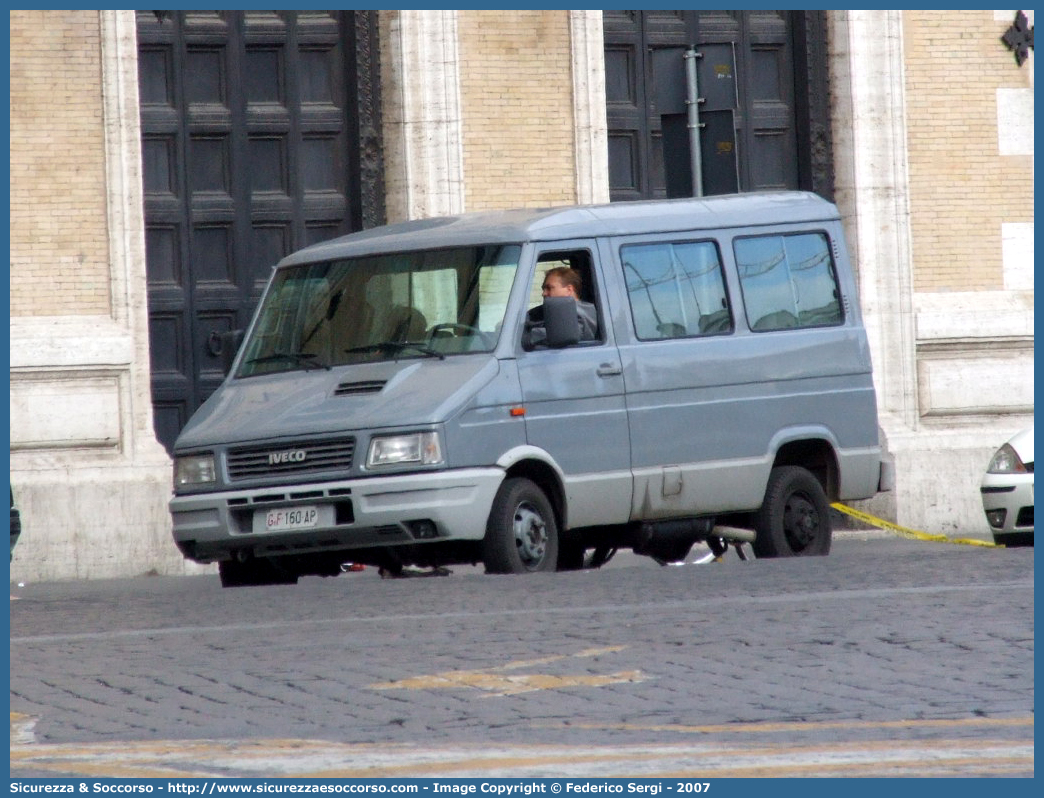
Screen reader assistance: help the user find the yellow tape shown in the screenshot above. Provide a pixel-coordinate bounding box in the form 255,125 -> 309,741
830,503 -> 1001,548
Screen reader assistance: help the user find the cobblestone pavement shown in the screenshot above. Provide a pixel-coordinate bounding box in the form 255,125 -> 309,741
9,538 -> 1034,777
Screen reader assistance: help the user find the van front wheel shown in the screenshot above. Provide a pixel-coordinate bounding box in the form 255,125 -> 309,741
483,478 -> 559,574
753,466 -> 832,557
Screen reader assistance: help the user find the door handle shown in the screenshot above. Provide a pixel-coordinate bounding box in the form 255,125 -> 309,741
597,363 -> 623,378
206,331 -> 224,357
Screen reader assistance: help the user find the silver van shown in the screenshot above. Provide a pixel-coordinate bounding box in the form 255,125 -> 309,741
169,192 -> 892,587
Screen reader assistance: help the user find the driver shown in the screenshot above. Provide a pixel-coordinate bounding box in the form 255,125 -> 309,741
523,266 -> 598,347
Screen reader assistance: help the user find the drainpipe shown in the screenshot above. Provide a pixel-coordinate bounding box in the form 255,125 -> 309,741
684,47 -> 703,197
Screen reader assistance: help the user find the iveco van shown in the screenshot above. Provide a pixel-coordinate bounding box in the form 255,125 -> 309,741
169,192 -> 892,586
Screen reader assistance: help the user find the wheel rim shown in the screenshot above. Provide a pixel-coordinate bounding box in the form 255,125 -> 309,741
512,501 -> 548,569
782,492 -> 819,552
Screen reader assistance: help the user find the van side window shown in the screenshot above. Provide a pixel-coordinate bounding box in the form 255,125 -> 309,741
734,232 -> 843,332
621,241 -> 732,340
523,249 -> 602,347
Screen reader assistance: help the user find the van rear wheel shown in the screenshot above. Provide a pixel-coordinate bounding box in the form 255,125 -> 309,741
753,466 -> 832,557
483,477 -> 559,574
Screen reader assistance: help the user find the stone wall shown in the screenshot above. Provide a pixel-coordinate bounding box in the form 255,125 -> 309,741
9,11 -> 199,582
829,10 -> 1033,536
9,10 -> 1033,583
10,12 -> 111,318
457,10 -> 578,210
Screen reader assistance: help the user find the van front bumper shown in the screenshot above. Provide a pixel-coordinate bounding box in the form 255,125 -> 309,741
169,468 -> 504,563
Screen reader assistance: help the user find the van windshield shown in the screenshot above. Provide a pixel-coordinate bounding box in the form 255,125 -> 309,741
237,244 -> 522,376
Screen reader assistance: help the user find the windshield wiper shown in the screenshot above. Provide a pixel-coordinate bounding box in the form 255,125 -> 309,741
343,342 -> 445,360
247,351 -> 331,371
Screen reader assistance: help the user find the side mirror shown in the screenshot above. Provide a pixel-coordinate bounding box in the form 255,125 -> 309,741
543,296 -> 580,348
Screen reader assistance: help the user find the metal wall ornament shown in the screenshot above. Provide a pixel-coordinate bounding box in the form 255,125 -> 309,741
1002,10 -> 1034,67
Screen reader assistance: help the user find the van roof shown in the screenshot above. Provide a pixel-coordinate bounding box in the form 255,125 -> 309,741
279,191 -> 838,267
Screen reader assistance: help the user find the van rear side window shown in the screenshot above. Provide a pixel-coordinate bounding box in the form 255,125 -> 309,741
734,232 -> 843,331
621,241 -> 732,340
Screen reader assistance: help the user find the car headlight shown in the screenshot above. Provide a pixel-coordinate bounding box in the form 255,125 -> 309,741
174,454 -> 217,487
987,443 -> 1027,474
367,432 -> 443,468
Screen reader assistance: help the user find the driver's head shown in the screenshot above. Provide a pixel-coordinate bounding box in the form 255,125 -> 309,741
541,267 -> 582,300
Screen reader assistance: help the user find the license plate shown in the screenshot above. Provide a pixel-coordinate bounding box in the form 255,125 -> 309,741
261,505 -> 319,532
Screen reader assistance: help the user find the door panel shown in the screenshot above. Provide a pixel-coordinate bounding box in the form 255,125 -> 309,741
740,12 -> 798,191
603,14 -> 652,201
604,10 -> 817,201
137,11 -> 382,452
515,243 -> 632,528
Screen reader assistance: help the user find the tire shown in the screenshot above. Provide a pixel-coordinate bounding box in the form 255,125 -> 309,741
482,477 -> 559,574
752,466 -> 832,557
218,558 -> 299,588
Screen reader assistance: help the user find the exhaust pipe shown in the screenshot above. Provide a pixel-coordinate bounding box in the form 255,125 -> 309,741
716,527 -> 756,543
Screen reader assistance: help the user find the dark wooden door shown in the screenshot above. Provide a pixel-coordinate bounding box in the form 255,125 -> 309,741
603,11 -> 686,201
604,10 -> 830,202
137,11 -> 383,452
711,11 -> 797,193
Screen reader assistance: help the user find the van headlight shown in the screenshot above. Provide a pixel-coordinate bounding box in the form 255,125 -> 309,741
367,432 -> 443,468
174,454 -> 217,487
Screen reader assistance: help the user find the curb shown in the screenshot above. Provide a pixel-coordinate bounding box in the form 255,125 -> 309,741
831,503 -> 1000,548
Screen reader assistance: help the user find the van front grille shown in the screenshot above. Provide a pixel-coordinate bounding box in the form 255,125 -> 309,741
227,438 -> 355,480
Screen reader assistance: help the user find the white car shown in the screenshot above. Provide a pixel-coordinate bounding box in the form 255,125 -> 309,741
980,424 -> 1034,546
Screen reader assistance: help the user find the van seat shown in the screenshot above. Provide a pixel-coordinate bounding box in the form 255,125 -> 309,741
656,322 -> 687,338
384,306 -> 428,341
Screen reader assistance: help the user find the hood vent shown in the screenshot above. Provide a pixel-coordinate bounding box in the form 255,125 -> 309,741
334,379 -> 386,397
